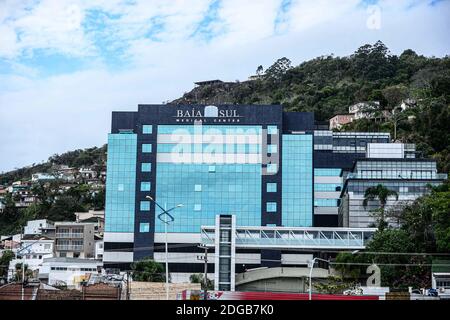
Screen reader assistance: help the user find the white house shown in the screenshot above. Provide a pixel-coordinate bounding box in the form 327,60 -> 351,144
8,235 -> 54,281
95,237 -> 104,260
31,173 -> 56,182
432,259 -> 450,300
24,219 -> 55,235
38,257 -> 103,289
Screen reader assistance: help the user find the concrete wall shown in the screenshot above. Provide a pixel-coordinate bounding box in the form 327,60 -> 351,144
235,267 -> 331,293
130,282 -> 201,300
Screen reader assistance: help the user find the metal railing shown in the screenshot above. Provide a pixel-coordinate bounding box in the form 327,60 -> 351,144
56,233 -> 84,238
201,226 -> 377,250
56,245 -> 84,251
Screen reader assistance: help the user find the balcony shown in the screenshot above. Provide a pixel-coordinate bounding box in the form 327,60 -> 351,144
56,245 -> 84,251
437,173 -> 448,180
56,233 -> 84,239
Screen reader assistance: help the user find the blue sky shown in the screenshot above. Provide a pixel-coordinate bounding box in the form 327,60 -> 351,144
0,0 -> 449,172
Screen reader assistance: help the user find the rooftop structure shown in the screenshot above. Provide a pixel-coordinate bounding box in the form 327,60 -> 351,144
194,79 -> 223,86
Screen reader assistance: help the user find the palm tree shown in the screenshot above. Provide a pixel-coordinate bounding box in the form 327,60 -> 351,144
363,184 -> 398,230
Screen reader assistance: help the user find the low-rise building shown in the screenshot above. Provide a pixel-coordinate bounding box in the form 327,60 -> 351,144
75,210 -> 105,235
24,219 -> 55,235
95,235 -> 103,260
194,79 -> 223,86
432,259 -> 450,300
339,156 -> 447,228
8,235 -> 54,280
31,173 -> 56,182
348,101 -> 390,121
38,257 -> 102,289
329,114 -> 355,130
78,167 -> 98,180
1,234 -> 21,250
54,222 -> 95,259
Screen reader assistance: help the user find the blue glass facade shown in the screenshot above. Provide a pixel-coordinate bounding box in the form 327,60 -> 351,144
282,134 -> 313,227
155,163 -> 261,232
105,133 -> 137,233
155,124 -> 263,233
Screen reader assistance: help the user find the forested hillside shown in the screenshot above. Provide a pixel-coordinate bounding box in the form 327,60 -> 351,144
173,41 -> 450,172
0,145 -> 107,185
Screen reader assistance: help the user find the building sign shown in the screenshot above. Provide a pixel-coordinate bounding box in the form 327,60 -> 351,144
174,105 -> 242,123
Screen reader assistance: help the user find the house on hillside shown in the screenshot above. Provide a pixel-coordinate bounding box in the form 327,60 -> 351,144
329,114 -> 355,130
54,222 -> 95,259
8,234 -> 54,281
348,101 -> 391,122
24,219 -> 55,235
194,79 -> 223,86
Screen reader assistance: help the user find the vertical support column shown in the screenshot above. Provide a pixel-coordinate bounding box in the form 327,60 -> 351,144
214,215 -> 236,291
214,215 -> 220,291
230,215 -> 236,292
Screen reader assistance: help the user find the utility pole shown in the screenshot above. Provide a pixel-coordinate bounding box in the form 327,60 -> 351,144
126,271 -> 130,300
197,244 -> 209,300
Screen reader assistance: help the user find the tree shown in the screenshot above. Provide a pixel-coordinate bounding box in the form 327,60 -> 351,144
14,263 -> 33,282
423,182 -> 450,252
0,250 -> 14,278
363,184 -> 398,230
264,57 -> 292,81
189,273 -> 214,290
131,259 -> 166,282
256,65 -> 264,76
335,229 -> 430,289
382,85 -> 408,109
313,276 -> 356,294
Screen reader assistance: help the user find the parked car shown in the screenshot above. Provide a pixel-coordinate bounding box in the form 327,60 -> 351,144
427,288 -> 439,297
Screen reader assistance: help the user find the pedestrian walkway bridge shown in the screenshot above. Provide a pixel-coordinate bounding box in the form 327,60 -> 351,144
201,225 -> 377,250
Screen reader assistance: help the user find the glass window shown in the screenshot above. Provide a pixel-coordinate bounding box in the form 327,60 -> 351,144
267,164 -> 277,174
267,126 -> 278,135
266,202 -> 277,212
282,134 -> 313,227
139,223 -> 150,232
141,163 -> 152,172
142,144 -> 152,153
267,183 -> 277,192
268,144 -> 278,154
194,204 -> 202,211
153,125 -> 263,234
140,182 -> 151,192
140,201 -> 150,211
142,125 -> 153,134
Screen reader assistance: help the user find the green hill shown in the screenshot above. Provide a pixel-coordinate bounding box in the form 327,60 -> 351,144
173,41 -> 450,172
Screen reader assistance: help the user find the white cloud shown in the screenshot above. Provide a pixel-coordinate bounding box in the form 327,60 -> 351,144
210,0 -> 281,45
0,0 -> 449,172
0,25 -> 19,58
284,0 -> 360,32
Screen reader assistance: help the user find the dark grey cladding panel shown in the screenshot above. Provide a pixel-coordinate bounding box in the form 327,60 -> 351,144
313,151 -> 365,170
314,215 -> 338,227
282,112 -> 315,132
111,111 -> 138,133
135,104 -> 283,125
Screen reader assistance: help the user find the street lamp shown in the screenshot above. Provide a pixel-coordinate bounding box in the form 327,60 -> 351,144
308,257 -> 331,301
146,195 -> 183,300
